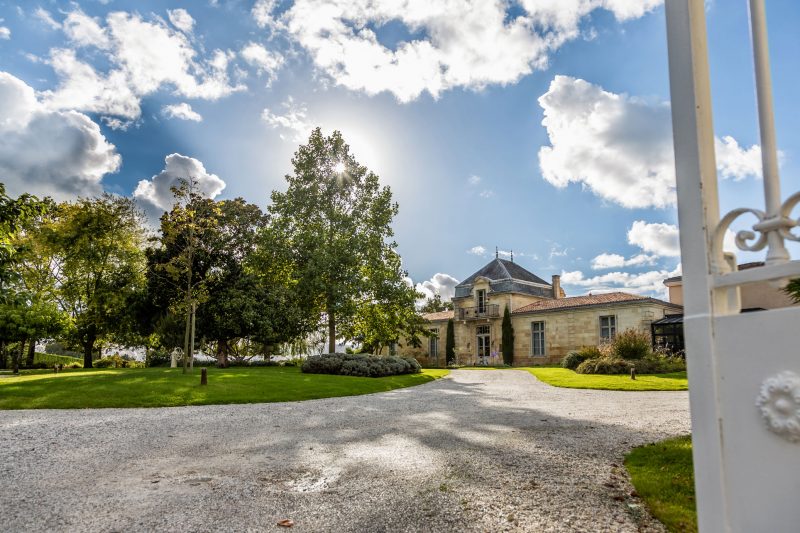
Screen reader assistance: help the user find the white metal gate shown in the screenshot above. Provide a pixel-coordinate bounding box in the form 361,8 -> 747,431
665,1 -> 800,531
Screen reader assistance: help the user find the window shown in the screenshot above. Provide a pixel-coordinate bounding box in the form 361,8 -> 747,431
531,321 -> 545,356
429,328 -> 439,358
600,315 -> 616,340
476,325 -> 491,361
476,289 -> 487,313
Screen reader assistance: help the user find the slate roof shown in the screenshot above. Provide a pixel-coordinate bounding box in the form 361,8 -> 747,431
512,292 -> 682,314
454,258 -> 553,298
422,310 -> 455,322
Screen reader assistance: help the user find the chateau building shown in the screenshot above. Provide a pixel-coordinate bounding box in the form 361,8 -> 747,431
401,257 -> 682,366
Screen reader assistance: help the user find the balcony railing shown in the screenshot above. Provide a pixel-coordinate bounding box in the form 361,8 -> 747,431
458,304 -> 500,320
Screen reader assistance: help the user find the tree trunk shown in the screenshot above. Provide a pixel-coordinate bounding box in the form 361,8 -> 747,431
0,340 -> 6,369
26,339 -> 36,367
216,340 -> 229,368
327,310 -> 336,354
83,331 -> 96,369
13,339 -> 24,374
189,302 -> 196,371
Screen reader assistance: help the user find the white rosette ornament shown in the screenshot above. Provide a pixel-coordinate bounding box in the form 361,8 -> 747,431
755,371 -> 800,443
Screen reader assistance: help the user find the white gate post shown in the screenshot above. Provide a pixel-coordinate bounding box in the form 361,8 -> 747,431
666,1 -> 800,532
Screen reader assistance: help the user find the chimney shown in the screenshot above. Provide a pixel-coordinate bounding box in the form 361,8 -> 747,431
552,274 -> 561,299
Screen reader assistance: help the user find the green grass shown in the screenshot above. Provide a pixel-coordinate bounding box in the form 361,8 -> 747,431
523,367 -> 688,391
0,366 -> 449,409
625,436 -> 696,532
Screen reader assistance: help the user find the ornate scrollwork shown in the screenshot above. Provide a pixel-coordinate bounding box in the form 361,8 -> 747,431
712,193 -> 800,271
756,371 -> 800,443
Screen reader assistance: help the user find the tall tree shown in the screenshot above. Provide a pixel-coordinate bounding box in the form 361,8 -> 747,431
152,179 -> 220,372
501,306 -> 514,366
268,128 -> 400,353
47,195 -> 146,368
420,293 -> 453,313
0,183 -> 47,297
445,318 -> 455,366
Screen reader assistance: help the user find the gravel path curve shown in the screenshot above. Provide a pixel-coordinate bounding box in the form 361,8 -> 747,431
0,369 -> 690,532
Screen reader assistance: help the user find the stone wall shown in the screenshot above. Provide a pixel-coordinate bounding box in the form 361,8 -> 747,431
510,302 -> 675,364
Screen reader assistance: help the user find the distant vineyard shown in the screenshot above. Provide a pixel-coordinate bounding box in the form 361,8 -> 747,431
34,353 -> 83,368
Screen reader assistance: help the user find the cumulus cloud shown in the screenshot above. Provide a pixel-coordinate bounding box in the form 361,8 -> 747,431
414,272 -> 460,302
0,25 -> 10,40
254,0 -> 661,102
133,153 -> 226,218
591,252 -> 657,270
538,76 -> 764,209
262,97 -> 313,142
0,72 -> 120,200
167,8 -> 195,34
43,10 -> 244,120
715,135 -> 762,180
468,175 -> 481,186
162,102 -> 203,122
467,246 -> 487,256
560,266 -> 681,298
627,220 -> 681,257
240,42 -> 284,84
63,9 -> 110,49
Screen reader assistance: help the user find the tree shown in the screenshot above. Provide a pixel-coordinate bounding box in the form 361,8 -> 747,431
47,195 -> 146,368
445,318 -> 455,366
268,128 -> 401,353
0,299 -> 67,373
346,249 -> 428,354
420,293 -> 453,313
0,183 -> 47,297
501,306 -> 514,366
785,279 -> 800,304
152,179 -> 220,372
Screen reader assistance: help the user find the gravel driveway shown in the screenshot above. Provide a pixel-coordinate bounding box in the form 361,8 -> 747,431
0,369 -> 690,532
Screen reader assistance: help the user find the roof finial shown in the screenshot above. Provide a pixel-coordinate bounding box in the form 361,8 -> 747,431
511,250 -> 514,262
495,246 -> 499,259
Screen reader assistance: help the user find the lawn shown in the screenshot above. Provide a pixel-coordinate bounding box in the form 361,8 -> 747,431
625,435 -> 696,532
0,366 -> 449,410
523,367 -> 688,391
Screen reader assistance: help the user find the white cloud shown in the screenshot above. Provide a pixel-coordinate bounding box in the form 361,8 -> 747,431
468,175 -> 481,186
63,9 -> 110,49
43,11 -> 244,120
252,0 -> 283,31
467,245 -> 487,256
262,97 -> 313,142
537,76 -> 764,209
240,42 -> 284,84
167,8 -> 195,34
560,266 -> 681,298
0,72 -> 120,200
35,8 -> 61,30
259,0 -> 662,102
479,189 -> 495,198
627,220 -> 681,257
162,102 -> 203,122
133,153 -> 226,217
715,135 -> 762,181
0,26 -> 10,40
591,252 -> 658,270
414,272 -> 460,302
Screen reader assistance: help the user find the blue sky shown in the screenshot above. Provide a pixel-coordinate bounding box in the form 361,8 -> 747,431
0,0 -> 798,300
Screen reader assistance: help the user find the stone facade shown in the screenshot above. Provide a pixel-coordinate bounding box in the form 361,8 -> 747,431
399,257 -> 682,367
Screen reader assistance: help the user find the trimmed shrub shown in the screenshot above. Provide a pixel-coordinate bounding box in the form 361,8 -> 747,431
631,354 -> 687,374
612,329 -> 651,360
302,353 -> 421,377
561,350 -> 588,370
94,355 -> 144,368
575,357 -> 633,375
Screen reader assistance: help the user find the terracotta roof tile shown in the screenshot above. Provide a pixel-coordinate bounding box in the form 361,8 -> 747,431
512,292 -> 679,314
422,310 -> 454,322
